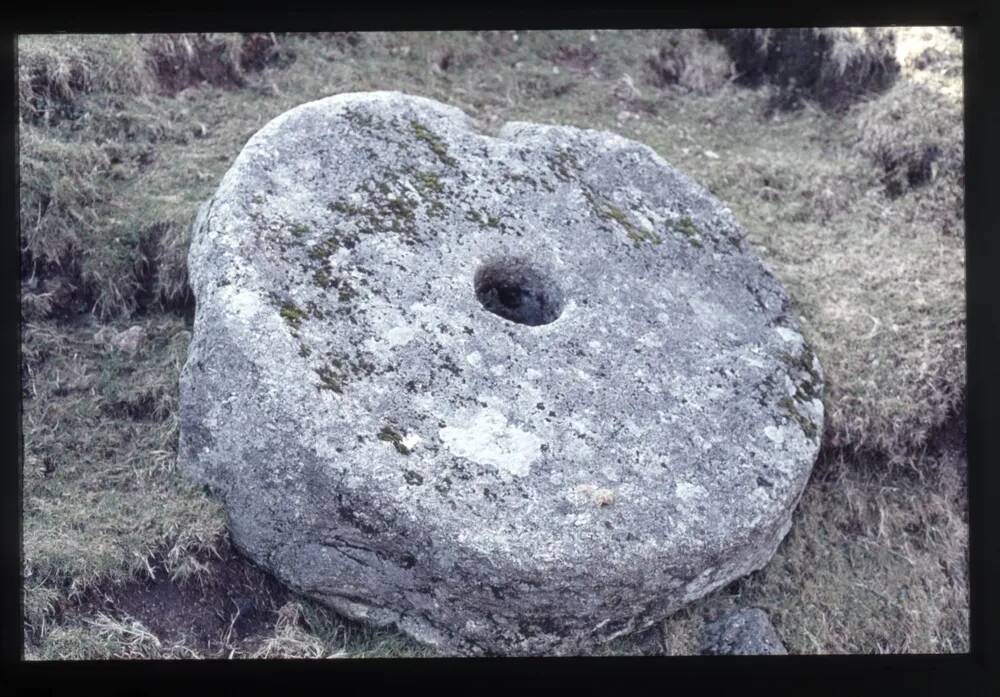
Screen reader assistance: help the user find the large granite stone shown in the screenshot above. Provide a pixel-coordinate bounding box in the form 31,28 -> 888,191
178,91 -> 823,656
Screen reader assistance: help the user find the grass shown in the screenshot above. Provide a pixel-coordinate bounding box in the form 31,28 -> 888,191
20,28 -> 967,657
737,436 -> 968,653
18,34 -> 153,124
22,318 -> 226,642
19,33 -> 286,320
708,28 -> 900,113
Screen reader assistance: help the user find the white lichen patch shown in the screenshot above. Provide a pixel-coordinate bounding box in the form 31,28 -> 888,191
569,415 -> 596,436
738,352 -> 767,369
466,351 -> 482,367
408,301 -> 445,322
514,381 -> 546,415
564,435 -> 594,461
675,481 -> 707,501
400,433 -> 423,452
775,326 -> 802,344
439,408 -> 543,480
623,418 -> 645,437
227,288 -> 263,320
634,212 -> 654,233
385,325 -> 417,348
763,425 -> 787,445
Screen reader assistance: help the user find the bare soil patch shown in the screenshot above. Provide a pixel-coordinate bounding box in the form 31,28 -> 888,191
73,539 -> 290,653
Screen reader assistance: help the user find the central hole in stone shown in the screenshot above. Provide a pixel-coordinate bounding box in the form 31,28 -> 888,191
474,258 -> 564,326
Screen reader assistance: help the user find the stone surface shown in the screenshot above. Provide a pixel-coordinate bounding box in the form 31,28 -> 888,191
177,91 -> 823,656
110,325 -> 146,355
701,608 -> 788,655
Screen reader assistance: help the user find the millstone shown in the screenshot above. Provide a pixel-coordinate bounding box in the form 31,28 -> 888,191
178,91 -> 824,656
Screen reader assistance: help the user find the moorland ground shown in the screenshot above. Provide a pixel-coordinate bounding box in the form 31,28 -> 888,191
19,28 -> 967,658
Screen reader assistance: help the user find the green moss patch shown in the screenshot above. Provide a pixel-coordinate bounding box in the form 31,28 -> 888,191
413,171 -> 444,194
673,215 -> 704,247
307,237 -> 340,262
409,120 -> 456,167
586,191 -> 662,247
377,425 -> 412,455
312,268 -> 334,289
279,302 -> 307,330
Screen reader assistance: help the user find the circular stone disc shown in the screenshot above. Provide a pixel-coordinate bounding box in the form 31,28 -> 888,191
178,91 -> 824,656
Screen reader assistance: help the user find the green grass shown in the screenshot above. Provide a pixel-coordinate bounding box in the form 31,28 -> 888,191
20,27 -> 967,658
22,318 -> 226,645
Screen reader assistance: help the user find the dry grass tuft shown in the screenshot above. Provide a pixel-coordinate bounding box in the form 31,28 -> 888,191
30,612 -> 204,660
18,35 -> 153,125
893,26 -> 963,103
18,33 -> 292,121
20,97 -> 222,320
853,79 -> 963,203
245,602 -> 336,659
18,33 -> 293,319
19,121 -> 188,320
19,125 -> 113,314
645,30 -> 734,95
143,34 -> 247,96
707,27 -> 899,112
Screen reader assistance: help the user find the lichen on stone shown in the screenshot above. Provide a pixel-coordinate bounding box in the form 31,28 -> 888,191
586,190 -> 662,247
675,215 -> 704,247
315,363 -> 344,393
780,396 -> 819,439
329,200 -> 364,217
313,267 -> 334,289
410,120 -> 456,167
308,237 -> 340,261
337,279 -> 359,303
289,223 -> 310,238
279,302 -> 308,330
378,425 -> 412,455
414,171 -> 445,194
546,148 -> 581,182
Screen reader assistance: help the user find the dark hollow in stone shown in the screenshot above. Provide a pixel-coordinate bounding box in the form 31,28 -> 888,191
473,258 -> 564,326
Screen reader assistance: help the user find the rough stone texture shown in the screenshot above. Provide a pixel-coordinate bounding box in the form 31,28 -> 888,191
701,608 -> 788,655
177,91 -> 824,656
110,325 -> 146,355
